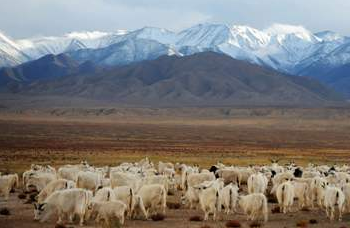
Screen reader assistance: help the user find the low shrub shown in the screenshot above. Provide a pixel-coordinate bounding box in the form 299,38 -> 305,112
189,215 -> 203,222
309,219 -> 317,224
296,220 -> 308,227
167,202 -> 181,209
226,220 -> 241,228
201,225 -> 212,228
151,213 -> 165,221
18,193 -> 26,199
0,208 -> 10,216
249,221 -> 262,228
54,224 -> 67,228
301,207 -> 310,212
271,206 -> 280,214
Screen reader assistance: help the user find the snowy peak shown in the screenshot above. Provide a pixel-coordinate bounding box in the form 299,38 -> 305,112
314,31 -> 345,42
265,24 -> 318,42
0,22 -> 349,76
0,31 -> 30,66
176,23 -> 231,47
229,25 -> 270,49
129,26 -> 176,43
0,31 -> 20,49
65,31 -> 110,40
65,39 -> 87,52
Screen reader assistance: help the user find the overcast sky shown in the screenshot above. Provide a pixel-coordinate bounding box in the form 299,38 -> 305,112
1,0 -> 350,39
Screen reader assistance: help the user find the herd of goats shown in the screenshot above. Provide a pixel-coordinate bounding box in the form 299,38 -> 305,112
1,158 -> 350,227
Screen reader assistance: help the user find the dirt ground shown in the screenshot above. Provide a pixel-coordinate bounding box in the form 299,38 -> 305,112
1,108 -> 350,227
1,114 -> 350,173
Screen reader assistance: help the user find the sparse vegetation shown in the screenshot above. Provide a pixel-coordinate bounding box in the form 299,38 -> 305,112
18,193 -> 26,199
2,112 -> 350,173
54,224 -> 67,228
1,110 -> 350,227
250,221 -> 262,228
301,207 -> 310,211
296,220 -> 308,227
201,225 -> 212,228
167,202 -> 181,209
226,220 -> 242,228
309,219 -> 317,224
151,213 -> 165,221
271,206 -> 280,213
189,215 -> 203,222
0,208 -> 10,216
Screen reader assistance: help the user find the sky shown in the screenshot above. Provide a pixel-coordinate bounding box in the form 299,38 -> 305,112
1,0 -> 350,39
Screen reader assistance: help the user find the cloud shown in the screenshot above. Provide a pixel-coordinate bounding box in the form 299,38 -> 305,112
0,0 -> 349,38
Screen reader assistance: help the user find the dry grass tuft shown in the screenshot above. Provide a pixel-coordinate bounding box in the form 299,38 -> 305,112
18,193 -> 26,199
226,220 -> 242,228
189,215 -> 203,222
301,207 -> 310,211
151,213 -> 165,221
249,221 -> 262,228
167,202 -> 181,209
271,206 -> 280,214
54,224 -> 67,228
0,208 -> 10,216
309,219 -> 317,224
200,225 -> 212,228
296,220 -> 308,227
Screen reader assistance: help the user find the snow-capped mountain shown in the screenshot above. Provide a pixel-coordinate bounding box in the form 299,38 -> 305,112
15,30 -> 127,60
0,23 -> 350,95
0,31 -> 30,66
314,31 -> 345,42
68,38 -> 178,66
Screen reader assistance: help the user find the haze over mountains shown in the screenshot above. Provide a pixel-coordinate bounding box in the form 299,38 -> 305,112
0,23 -> 349,106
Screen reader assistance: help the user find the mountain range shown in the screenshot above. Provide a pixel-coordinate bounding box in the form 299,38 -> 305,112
0,51 -> 343,106
0,23 -> 349,104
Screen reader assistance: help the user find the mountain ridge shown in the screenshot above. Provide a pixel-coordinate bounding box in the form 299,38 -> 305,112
9,52 -> 343,107
1,23 -> 350,98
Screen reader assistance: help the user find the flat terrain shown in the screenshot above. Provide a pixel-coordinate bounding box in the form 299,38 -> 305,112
1,107 -> 350,227
1,107 -> 350,172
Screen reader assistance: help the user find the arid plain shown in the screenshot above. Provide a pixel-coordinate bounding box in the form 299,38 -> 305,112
1,106 -> 350,227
